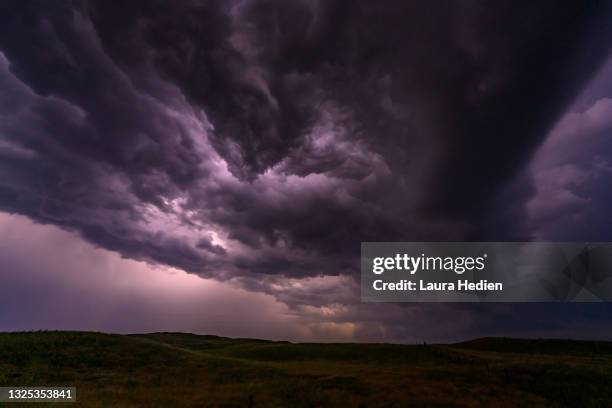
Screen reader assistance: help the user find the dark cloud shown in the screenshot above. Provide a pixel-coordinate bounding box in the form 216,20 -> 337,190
4,213 -> 612,343
0,0 -> 611,297
0,213 -> 307,341
527,97 -> 612,240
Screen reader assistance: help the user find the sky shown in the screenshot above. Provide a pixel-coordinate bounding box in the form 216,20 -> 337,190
0,1 -> 612,343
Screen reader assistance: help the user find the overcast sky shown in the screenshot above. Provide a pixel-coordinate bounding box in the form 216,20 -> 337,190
1,1 -> 612,342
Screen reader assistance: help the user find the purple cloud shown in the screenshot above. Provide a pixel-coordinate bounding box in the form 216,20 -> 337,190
0,1 -> 611,338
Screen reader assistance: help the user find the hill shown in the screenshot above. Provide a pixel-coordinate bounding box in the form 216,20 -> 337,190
0,331 -> 611,407
455,336 -> 612,356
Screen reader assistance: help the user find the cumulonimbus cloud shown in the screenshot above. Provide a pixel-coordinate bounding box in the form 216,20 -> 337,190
0,0 -> 611,297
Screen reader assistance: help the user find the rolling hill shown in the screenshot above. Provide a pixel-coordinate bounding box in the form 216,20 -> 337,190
0,331 -> 611,407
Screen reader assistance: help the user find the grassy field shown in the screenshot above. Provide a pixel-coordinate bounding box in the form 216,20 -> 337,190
0,332 -> 611,407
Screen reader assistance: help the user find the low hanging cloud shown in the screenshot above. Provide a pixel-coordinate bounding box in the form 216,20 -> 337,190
5,212 -> 612,343
0,0 -> 611,301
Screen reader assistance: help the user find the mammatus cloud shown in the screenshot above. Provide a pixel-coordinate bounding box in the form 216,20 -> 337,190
0,1 -> 611,314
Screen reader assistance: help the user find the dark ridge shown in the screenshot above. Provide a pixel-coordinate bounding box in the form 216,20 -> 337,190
453,337 -> 612,356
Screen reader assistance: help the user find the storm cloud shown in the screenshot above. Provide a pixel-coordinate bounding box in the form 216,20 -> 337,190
1,0 -> 612,303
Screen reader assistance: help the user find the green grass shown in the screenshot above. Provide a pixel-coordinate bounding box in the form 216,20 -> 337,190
0,331 -> 611,407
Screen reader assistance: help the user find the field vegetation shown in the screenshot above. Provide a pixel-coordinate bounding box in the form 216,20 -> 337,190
1,331 -> 611,407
